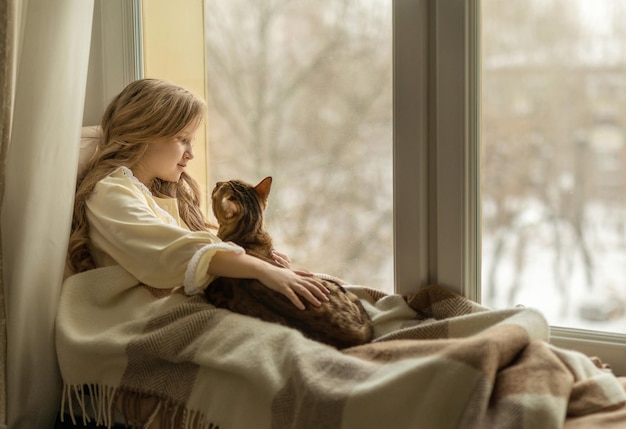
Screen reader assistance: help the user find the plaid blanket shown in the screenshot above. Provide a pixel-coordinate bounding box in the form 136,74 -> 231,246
56,265 -> 626,429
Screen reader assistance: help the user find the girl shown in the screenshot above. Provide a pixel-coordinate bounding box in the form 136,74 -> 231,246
67,78 -> 329,310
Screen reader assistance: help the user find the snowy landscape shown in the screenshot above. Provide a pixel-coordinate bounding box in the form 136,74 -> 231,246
482,203 -> 626,334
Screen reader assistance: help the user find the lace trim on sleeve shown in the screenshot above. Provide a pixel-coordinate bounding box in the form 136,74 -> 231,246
184,242 -> 245,295
119,166 -> 177,226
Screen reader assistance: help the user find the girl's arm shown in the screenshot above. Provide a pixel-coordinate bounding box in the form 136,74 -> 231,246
208,251 -> 330,310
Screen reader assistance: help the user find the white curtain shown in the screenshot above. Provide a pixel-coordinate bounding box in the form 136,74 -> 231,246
1,0 -> 94,428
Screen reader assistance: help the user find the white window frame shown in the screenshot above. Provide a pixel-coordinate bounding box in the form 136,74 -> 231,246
393,0 -> 430,295
392,0 -> 480,297
105,0 -> 625,374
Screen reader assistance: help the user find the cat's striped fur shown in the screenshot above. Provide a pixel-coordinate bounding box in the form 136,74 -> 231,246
204,177 -> 373,349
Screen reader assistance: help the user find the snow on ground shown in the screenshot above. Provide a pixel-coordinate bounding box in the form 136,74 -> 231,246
482,203 -> 626,334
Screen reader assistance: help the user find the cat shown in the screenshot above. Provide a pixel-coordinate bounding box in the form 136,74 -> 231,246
204,176 -> 373,349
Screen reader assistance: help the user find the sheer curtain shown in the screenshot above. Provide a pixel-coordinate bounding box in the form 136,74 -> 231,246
0,0 -> 94,428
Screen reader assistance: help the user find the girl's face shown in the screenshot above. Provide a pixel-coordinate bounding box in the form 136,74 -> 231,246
133,121 -> 199,186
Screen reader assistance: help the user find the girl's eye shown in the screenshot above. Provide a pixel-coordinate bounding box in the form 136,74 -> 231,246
179,137 -> 192,146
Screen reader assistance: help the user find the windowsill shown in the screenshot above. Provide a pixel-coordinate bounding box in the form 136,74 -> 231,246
550,327 -> 626,376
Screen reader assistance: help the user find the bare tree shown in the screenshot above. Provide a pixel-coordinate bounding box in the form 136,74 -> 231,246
204,0 -> 393,288
482,0 -> 626,320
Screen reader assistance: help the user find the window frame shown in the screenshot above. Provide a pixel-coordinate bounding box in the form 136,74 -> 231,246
393,0 -> 430,296
107,0 -> 625,374
422,0 -> 481,300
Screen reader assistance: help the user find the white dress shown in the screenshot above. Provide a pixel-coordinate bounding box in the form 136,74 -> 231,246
85,166 -> 243,294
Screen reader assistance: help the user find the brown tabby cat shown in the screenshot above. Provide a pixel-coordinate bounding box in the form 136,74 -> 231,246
204,176 -> 373,349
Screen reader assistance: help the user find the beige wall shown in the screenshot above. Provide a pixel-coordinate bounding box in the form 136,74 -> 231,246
142,0 -> 210,212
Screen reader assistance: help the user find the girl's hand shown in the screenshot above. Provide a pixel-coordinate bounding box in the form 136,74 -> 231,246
270,249 -> 291,268
271,250 -> 315,277
207,251 -> 329,310
258,265 -> 330,310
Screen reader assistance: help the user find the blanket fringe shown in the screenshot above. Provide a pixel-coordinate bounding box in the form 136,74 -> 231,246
61,383 -> 221,429
185,408 -> 221,429
60,383 -> 117,428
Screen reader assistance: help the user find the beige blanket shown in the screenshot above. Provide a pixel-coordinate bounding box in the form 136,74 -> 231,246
56,265 -> 626,429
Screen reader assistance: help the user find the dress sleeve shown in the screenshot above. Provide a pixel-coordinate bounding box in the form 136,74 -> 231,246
86,171 -> 243,293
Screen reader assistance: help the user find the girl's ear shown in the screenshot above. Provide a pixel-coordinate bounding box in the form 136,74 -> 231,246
254,176 -> 273,203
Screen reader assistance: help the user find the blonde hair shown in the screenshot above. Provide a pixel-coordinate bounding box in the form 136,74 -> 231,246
68,78 -> 212,273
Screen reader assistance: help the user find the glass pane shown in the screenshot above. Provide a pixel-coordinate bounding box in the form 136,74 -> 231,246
481,0 -> 626,333
204,0 -> 394,292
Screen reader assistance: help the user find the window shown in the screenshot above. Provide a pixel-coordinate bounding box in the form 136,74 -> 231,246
429,0 -> 626,374
480,0 -> 626,335
136,0 -> 428,297
203,0 -> 395,292
130,0 -> 625,373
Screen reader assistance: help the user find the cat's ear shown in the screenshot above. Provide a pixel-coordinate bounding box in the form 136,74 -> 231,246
254,176 -> 272,203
